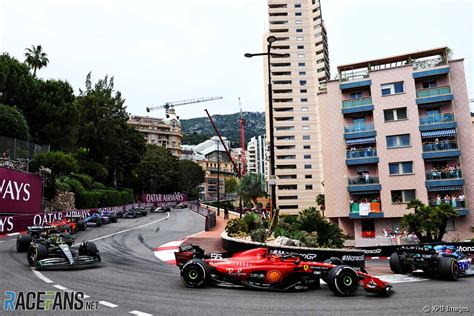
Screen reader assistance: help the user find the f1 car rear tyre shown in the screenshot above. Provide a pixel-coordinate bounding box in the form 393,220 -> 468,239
16,234 -> 32,252
27,244 -> 48,267
181,259 -> 210,288
327,265 -> 359,296
437,256 -> 458,281
389,252 -> 412,274
77,220 -> 86,231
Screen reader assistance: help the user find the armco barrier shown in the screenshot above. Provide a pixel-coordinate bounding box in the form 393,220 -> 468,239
356,242 -> 474,257
0,202 -> 155,235
221,232 -> 365,268
188,202 -> 216,231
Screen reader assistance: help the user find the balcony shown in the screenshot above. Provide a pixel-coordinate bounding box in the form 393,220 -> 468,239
428,200 -> 468,217
413,65 -> 449,79
347,175 -> 381,193
344,123 -> 376,139
340,79 -> 372,91
426,169 -> 464,188
422,139 -> 460,160
416,85 -> 453,105
346,148 -> 379,165
341,97 -> 374,115
419,113 -> 456,132
349,201 -> 383,219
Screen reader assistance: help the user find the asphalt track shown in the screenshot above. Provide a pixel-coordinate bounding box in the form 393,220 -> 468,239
0,208 -> 472,315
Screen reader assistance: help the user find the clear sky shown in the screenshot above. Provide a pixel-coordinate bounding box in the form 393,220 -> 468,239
1,0 -> 472,119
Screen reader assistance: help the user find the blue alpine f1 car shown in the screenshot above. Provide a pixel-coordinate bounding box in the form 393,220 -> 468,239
390,244 -> 472,280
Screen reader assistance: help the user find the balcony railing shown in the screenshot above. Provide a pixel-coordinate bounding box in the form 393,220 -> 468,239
422,140 -> 458,152
419,113 -> 454,125
416,85 -> 451,98
344,123 -> 374,133
426,169 -> 462,180
348,175 -> 379,185
412,56 -> 446,70
340,69 -> 369,82
428,199 -> 466,209
342,97 -> 373,108
346,148 -> 377,159
350,201 -> 381,214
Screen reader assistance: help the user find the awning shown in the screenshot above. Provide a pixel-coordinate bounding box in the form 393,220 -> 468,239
427,185 -> 463,192
345,137 -> 376,145
421,129 -> 456,138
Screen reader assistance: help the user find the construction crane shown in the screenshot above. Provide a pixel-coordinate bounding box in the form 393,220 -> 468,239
239,97 -> 247,175
146,96 -> 223,114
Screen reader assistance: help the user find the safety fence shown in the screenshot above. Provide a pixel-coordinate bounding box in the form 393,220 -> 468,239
188,201 -> 216,231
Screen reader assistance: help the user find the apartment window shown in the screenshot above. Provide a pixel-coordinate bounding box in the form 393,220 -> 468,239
304,154 -> 311,159
301,107 -> 308,112
300,89 -> 307,93
299,71 -> 306,75
298,62 -> 306,67
391,190 -> 416,203
305,185 -> 313,190
302,126 -> 309,131
389,162 -> 414,175
295,3 -> 301,8
303,145 -> 311,149
278,185 -> 297,190
350,92 -> 362,99
301,98 -> 308,102
296,20 -> 302,24
381,82 -> 404,96
304,164 -> 312,169
279,205 -> 298,209
279,196 -> 298,200
296,29 -> 303,33
387,134 -> 410,148
303,135 -> 310,140
422,80 -> 437,89
295,12 -> 302,16
297,45 -> 304,50
299,80 -> 307,86
297,53 -> 305,58
302,116 -> 309,121
384,108 -> 407,121
296,36 -> 304,41
305,174 -> 312,179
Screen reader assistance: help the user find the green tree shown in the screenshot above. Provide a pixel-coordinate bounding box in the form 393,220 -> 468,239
238,172 -> 264,207
24,45 -> 49,77
136,145 -> 179,194
296,207 -> 345,248
177,159 -> 205,198
0,104 -> 29,140
401,200 -> 458,242
225,177 -> 238,193
316,194 -> 325,216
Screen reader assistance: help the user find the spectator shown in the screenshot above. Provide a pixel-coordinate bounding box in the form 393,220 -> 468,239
224,206 -> 229,220
436,194 -> 441,206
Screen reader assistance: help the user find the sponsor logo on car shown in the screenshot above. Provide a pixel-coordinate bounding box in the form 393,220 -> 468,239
266,270 -> 283,283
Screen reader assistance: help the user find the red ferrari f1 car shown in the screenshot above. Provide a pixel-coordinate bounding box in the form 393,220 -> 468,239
175,245 -> 392,296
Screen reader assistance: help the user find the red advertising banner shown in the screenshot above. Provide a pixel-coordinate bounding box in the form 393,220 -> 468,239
0,167 -> 42,214
141,192 -> 187,205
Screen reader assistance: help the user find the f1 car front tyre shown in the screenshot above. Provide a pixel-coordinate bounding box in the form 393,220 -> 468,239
322,257 -> 345,283
180,259 -> 210,288
17,234 -> 32,252
327,265 -> 359,296
27,244 -> 48,267
437,256 -> 458,281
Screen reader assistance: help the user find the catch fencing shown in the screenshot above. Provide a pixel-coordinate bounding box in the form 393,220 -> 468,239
188,202 -> 216,231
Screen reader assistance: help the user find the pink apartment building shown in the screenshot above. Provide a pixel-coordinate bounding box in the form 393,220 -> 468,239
319,47 -> 474,244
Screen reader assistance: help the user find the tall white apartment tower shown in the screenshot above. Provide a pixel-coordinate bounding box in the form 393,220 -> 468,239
265,0 -> 330,214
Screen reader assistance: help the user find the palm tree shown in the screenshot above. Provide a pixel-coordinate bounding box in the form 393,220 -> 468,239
24,45 -> 49,77
316,194 -> 325,216
238,172 -> 264,208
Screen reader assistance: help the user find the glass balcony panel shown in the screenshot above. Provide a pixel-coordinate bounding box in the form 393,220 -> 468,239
416,86 -> 451,98
344,123 -> 374,133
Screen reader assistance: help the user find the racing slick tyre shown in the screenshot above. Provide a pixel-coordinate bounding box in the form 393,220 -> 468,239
77,220 -> 86,231
322,257 -> 345,283
181,259 -> 210,288
27,243 -> 48,267
437,256 -> 458,281
326,265 -> 359,296
16,234 -> 32,252
389,252 -> 411,274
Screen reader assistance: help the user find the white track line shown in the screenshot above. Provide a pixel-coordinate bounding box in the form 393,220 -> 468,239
7,232 -> 20,236
53,284 -> 68,290
31,269 -> 54,283
130,310 -> 153,316
99,301 -> 118,308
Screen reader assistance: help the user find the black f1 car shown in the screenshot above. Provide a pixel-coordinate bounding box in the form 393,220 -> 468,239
17,226 -> 101,269
124,208 -> 148,218
389,245 -> 472,280
151,206 -> 171,213
175,245 -> 392,296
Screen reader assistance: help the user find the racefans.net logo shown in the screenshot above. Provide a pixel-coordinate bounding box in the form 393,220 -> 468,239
3,291 -> 99,312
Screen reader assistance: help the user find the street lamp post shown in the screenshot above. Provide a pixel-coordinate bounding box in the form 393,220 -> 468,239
238,156 -> 243,219
216,139 -> 220,217
245,35 -> 290,215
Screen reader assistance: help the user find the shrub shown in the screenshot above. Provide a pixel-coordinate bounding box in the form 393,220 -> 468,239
91,182 -> 106,190
301,231 -> 319,248
225,218 -> 248,237
250,228 -> 267,243
71,173 -> 93,190
75,191 -> 101,209
62,177 -> 86,193
243,211 -> 262,232
296,207 -> 345,248
55,178 -> 71,192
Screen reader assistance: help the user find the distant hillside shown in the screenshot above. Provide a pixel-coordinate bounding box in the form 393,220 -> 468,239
181,112 -> 266,147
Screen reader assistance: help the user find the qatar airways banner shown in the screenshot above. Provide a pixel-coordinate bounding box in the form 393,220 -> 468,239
0,167 -> 42,214
141,192 -> 187,205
